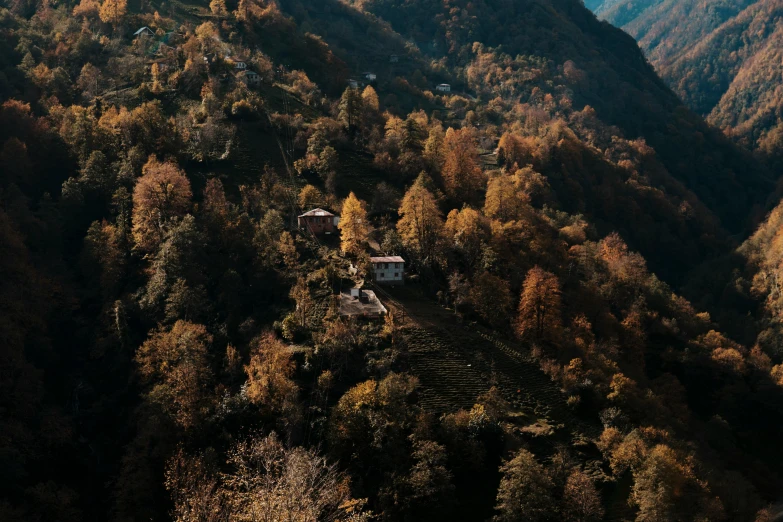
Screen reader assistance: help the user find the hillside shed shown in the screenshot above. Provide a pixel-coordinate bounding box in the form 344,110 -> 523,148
435,83 -> 451,93
134,27 -> 154,38
339,288 -> 387,318
370,256 -> 404,284
298,208 -> 339,234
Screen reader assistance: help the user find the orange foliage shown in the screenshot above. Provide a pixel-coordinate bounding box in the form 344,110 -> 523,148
131,157 -> 192,252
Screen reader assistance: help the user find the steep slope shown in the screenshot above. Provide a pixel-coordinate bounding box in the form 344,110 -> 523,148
591,0 -> 783,165
2,0 -> 783,519
327,0 -> 772,236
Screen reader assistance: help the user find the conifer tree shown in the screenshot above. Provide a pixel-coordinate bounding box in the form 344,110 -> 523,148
361,85 -> 380,111
397,176 -> 444,264
517,266 -> 562,340
338,87 -> 363,130
99,0 -> 127,25
442,127 -> 483,201
338,192 -> 369,256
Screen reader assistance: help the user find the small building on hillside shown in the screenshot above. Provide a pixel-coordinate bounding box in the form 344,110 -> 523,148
347,79 -> 360,89
370,256 -> 405,284
238,70 -> 261,87
389,54 -> 399,63
298,208 -> 340,234
230,59 -> 248,70
134,27 -> 155,38
363,72 -> 377,82
435,83 -> 451,93
339,288 -> 387,319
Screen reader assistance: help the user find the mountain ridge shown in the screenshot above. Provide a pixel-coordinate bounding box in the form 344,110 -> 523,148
590,0 -> 783,167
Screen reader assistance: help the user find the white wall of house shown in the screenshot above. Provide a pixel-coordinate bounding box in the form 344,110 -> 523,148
373,262 -> 404,283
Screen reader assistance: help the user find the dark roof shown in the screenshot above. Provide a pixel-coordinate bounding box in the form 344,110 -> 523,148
298,208 -> 335,218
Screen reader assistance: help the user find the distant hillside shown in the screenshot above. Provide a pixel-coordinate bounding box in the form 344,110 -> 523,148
340,0 -> 775,234
591,0 -> 783,166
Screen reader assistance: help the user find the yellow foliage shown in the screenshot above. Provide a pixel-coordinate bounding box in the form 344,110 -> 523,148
338,192 -> 369,256
99,0 -> 127,25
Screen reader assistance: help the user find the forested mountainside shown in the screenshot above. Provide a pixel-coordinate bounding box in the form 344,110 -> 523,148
590,0 -> 783,168
2,0 -> 783,520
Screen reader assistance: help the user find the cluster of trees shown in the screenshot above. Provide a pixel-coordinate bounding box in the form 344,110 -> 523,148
2,0 -> 783,520
348,0 -> 774,235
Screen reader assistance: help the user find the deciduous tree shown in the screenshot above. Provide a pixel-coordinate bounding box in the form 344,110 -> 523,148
244,333 -> 299,419
278,231 -> 298,270
298,184 -> 323,210
445,206 -> 489,270
469,272 -> 512,325
563,469 -> 604,522
494,449 -> 555,522
166,432 -> 368,521
135,321 -> 213,429
132,157 -> 192,253
209,0 -> 227,16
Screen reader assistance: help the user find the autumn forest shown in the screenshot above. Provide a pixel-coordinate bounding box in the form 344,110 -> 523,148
1,0 -> 783,521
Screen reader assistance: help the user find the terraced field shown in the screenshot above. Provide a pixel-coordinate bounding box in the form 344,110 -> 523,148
405,327 -> 491,412
392,286 -> 602,442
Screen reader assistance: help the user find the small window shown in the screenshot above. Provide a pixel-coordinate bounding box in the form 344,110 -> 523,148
378,273 -> 384,278
394,273 -> 399,278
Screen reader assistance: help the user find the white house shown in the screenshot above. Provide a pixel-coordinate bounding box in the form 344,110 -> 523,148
238,70 -> 261,87
133,27 -> 155,38
435,83 -> 451,93
370,256 -> 404,284
363,72 -> 377,82
347,79 -> 360,89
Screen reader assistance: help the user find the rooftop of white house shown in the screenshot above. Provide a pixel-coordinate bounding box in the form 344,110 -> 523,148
370,256 -> 405,263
